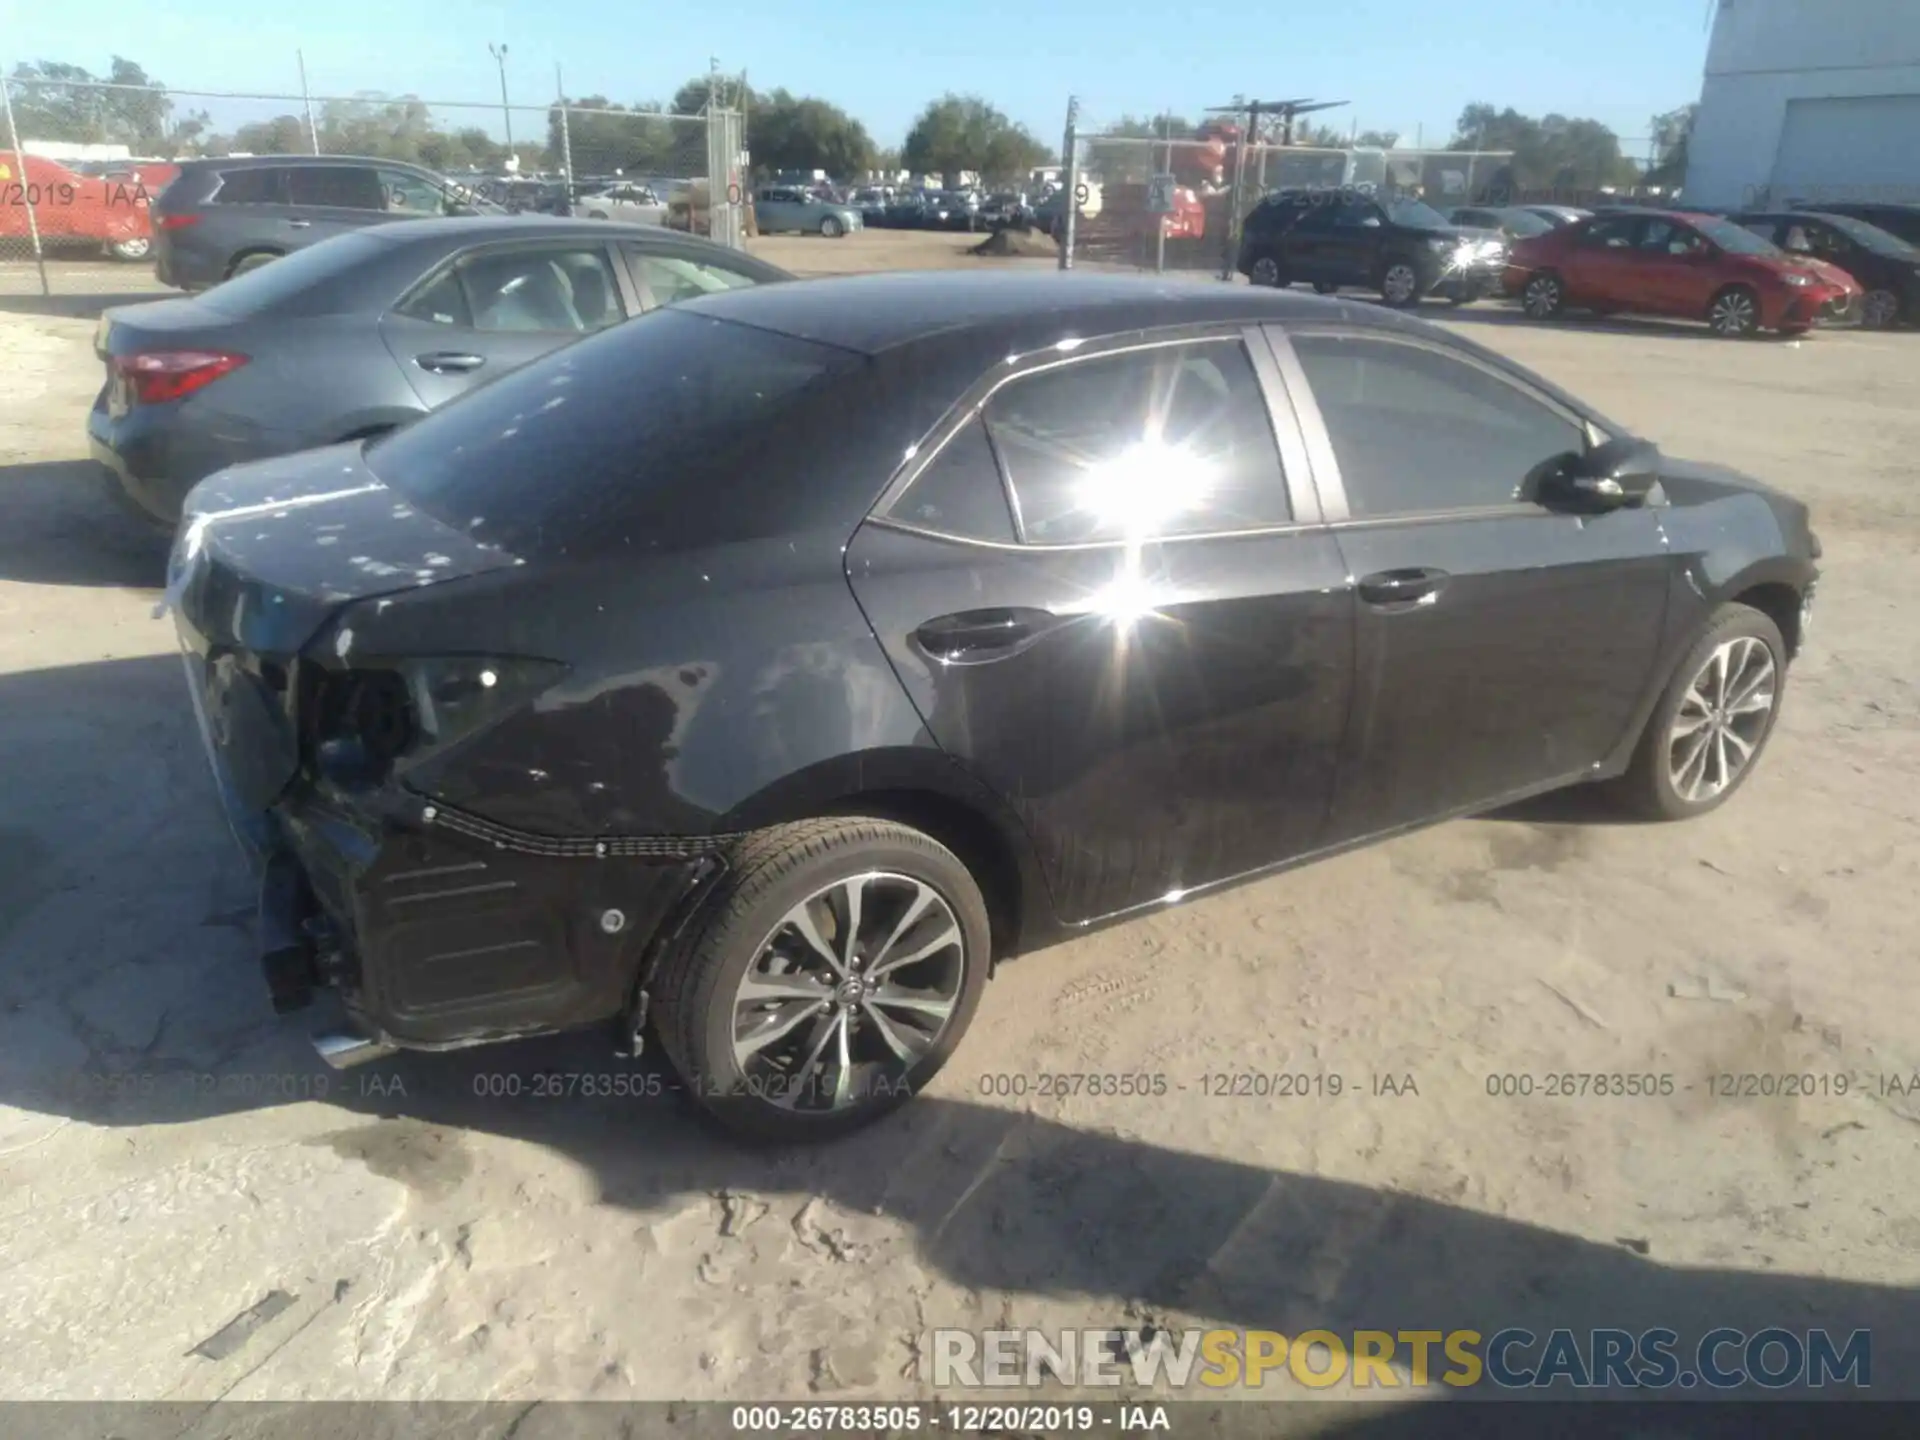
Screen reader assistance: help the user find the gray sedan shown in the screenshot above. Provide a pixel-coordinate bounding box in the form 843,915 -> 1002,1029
89,216 -> 789,526
751,185 -> 862,237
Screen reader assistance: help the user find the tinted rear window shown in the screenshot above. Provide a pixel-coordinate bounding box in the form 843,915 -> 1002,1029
365,310 -> 857,555
214,167 -> 284,204
195,231 -> 391,316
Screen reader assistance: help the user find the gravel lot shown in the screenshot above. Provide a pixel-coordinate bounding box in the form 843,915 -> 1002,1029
2,232 -> 1917,1419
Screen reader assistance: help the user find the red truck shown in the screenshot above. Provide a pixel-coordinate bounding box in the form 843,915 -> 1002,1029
0,153 -> 171,261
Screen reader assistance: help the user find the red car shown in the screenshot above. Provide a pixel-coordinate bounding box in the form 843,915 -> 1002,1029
0,153 -> 160,262
1505,209 -> 1860,337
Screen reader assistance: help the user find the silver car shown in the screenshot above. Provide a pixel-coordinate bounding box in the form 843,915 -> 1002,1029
579,183 -> 667,226
752,185 -> 862,238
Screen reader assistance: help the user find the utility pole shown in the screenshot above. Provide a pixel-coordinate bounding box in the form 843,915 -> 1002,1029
297,50 -> 320,154
488,43 -> 514,160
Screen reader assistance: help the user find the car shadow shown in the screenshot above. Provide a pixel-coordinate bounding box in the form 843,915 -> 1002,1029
2,652 -> 1915,1411
0,291 -> 165,319
0,459 -> 169,588
1435,305 -> 1792,345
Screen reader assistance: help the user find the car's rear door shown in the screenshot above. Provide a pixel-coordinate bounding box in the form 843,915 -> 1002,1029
283,165 -> 393,251
378,238 -> 638,408
845,326 -> 1353,925
1271,324 -> 1673,841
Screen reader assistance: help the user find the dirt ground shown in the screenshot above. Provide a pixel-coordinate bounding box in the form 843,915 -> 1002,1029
1,232 -> 1917,1420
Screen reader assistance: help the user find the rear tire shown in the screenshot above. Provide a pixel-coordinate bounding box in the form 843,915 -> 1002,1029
1312,280 -> 1339,295
1611,604 -> 1787,822
1707,284 -> 1761,338
225,250 -> 282,281
1247,253 -> 1287,288
650,818 -> 991,1143
108,236 -> 152,262
820,215 -> 844,238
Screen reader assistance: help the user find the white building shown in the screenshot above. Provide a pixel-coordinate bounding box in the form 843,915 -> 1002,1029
1685,0 -> 1920,209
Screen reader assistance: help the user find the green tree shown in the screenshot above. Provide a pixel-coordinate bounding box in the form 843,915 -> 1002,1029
5,55 -> 197,154
1646,103 -> 1696,189
902,94 -> 1051,185
748,89 -> 875,177
1450,103 -> 1638,189
220,115 -> 309,156
1103,114 -> 1197,141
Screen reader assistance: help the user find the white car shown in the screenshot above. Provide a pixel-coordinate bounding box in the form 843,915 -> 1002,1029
580,183 -> 667,226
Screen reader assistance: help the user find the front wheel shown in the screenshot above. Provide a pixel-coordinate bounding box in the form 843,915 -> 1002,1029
650,818 -> 991,1142
1521,271 -> 1565,319
1707,285 -> 1760,338
820,215 -> 844,238
1379,259 -> 1422,307
1611,604 -> 1787,821
1861,287 -> 1902,329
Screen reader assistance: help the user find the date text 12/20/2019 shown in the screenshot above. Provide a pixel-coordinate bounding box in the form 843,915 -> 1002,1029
729,1404 -> 1168,1432
974,1073 -> 1421,1100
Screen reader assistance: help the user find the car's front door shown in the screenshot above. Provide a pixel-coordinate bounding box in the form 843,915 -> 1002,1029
1635,217 -> 1720,317
379,239 -> 636,409
1274,326 -> 1674,840
1561,214 -> 1644,310
846,328 -> 1354,924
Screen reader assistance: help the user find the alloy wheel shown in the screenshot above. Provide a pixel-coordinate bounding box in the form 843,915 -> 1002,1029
1667,636 -> 1776,804
1708,289 -> 1757,336
730,871 -> 965,1113
1862,288 -> 1901,329
1249,256 -> 1282,287
1382,263 -> 1419,304
1523,275 -> 1561,318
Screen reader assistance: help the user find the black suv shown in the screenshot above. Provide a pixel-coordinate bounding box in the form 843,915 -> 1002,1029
1238,190 -> 1508,307
151,155 -> 494,291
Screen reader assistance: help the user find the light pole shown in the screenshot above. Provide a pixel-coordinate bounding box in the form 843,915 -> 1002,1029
488,43 -> 514,161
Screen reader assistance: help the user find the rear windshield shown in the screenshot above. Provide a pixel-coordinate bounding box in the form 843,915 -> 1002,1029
196,232 -> 391,316
365,309 -> 857,555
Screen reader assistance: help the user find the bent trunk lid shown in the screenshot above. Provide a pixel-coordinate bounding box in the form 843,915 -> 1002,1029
168,442 -> 523,817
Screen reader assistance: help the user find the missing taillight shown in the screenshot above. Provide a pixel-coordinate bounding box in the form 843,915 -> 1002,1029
113,350 -> 248,406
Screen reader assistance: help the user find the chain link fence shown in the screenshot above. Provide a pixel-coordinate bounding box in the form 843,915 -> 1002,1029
0,73 -> 740,295
1058,111 -> 1513,276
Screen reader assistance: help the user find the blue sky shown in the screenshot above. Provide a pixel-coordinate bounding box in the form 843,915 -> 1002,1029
7,0 -> 1716,150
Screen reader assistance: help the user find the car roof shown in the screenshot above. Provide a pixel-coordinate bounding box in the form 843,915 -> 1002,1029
355,215 -> 724,246
178,154 -> 440,171
678,270 -> 1473,357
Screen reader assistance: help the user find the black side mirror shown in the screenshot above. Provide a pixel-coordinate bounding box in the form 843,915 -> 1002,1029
1541,437 -> 1661,511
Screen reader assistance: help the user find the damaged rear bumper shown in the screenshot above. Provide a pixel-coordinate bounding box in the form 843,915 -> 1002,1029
251,786 -> 723,1055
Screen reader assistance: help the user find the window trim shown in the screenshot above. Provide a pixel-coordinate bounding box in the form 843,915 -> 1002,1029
1268,324 -> 1606,529
389,238 -> 638,332
868,323 -> 1318,552
621,245 -> 765,312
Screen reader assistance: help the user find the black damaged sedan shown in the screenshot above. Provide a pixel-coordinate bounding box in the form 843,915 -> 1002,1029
168,272 -> 1819,1140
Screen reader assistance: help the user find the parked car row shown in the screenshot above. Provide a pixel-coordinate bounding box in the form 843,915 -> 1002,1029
147,268 -> 1818,1142
1501,207 -> 1912,337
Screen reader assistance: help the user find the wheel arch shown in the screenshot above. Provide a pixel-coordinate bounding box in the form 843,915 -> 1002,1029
713,749 -> 1051,963
224,245 -> 286,277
